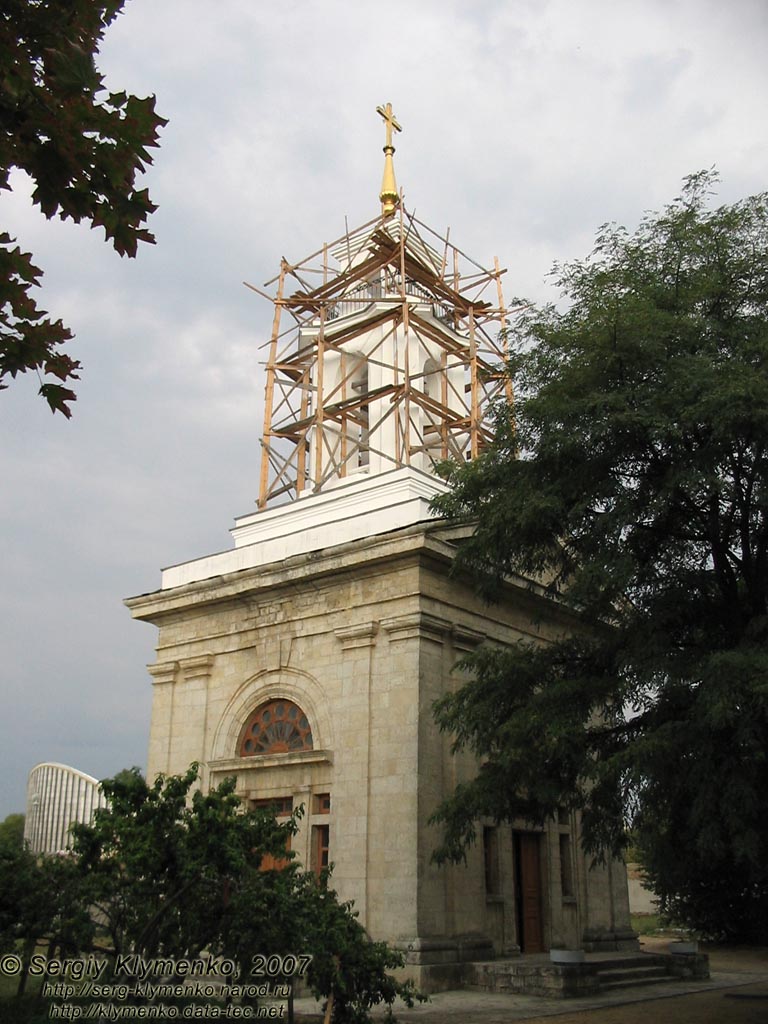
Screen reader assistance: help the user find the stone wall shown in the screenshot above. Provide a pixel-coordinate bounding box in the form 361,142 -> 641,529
127,518 -> 636,975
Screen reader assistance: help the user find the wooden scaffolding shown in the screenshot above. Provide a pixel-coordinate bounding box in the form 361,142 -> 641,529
249,203 -> 515,511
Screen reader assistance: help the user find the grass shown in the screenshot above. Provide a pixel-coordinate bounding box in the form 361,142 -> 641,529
0,945 -> 51,1024
632,913 -> 665,935
632,913 -> 697,939
0,964 -> 44,1000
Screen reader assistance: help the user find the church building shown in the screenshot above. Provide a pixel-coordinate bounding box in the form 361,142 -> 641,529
126,105 -> 635,990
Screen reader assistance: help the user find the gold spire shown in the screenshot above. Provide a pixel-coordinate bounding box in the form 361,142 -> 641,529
376,102 -> 401,217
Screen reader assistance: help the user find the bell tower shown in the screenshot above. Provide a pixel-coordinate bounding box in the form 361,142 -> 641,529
127,108 -> 637,989
254,105 -> 512,510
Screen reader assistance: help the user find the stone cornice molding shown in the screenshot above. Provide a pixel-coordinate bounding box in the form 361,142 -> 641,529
208,750 -> 333,774
380,611 -> 453,644
334,621 -> 379,650
179,653 -> 215,684
451,624 -> 485,652
126,520 -> 438,622
147,662 -> 178,686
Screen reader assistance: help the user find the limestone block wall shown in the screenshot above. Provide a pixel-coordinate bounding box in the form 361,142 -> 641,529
130,535 -> 429,942
579,851 -> 636,951
127,519 -> 635,957
413,540 -> 635,954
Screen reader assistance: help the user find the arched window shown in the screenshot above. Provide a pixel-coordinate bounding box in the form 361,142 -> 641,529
350,360 -> 369,467
238,699 -> 313,757
422,357 -> 439,399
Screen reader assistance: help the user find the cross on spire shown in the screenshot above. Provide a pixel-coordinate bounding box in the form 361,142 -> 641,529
376,102 -> 402,217
376,102 -> 402,149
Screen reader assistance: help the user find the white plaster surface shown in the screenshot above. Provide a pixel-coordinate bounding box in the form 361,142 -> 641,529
160,467 -> 448,589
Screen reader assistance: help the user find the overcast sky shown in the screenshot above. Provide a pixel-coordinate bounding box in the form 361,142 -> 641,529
1,0 -> 767,820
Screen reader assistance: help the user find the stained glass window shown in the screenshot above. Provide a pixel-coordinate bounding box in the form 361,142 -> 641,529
239,699 -> 313,756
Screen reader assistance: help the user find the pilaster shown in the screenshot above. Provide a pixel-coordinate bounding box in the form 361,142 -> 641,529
332,621 -> 378,926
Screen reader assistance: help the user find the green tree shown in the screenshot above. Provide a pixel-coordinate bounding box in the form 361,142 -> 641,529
430,172 -> 768,941
72,766 -> 421,1022
70,765 -> 295,961
224,865 -> 418,1024
0,0 -> 165,416
0,813 -> 25,850
0,841 -> 93,997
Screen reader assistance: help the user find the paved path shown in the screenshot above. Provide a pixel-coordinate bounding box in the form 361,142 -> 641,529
294,939 -> 768,1023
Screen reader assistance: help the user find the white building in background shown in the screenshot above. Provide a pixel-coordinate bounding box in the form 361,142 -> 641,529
24,762 -> 107,854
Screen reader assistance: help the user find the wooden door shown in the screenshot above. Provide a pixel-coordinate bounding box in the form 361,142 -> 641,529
514,831 -> 545,953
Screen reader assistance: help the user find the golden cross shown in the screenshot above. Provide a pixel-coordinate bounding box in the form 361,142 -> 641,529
376,103 -> 402,150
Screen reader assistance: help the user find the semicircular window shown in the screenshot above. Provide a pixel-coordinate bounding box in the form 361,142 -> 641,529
239,699 -> 313,757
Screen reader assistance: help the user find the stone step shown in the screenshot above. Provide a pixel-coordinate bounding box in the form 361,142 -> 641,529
597,962 -> 673,992
463,948 -> 708,998
592,955 -> 668,971
601,974 -> 674,992
598,965 -> 671,984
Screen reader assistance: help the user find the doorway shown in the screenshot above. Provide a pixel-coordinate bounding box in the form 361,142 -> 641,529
514,831 -> 545,953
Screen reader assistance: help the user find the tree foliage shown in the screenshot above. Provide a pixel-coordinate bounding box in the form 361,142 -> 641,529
0,0 -> 165,415
70,766 -> 421,1023
430,172 -> 768,940
0,813 -> 25,850
0,840 -> 94,997
70,764 -> 294,961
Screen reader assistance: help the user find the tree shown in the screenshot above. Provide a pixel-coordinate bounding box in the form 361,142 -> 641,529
0,813 -> 25,850
70,765 -> 297,962
225,864 -> 417,1024
0,0 -> 165,416
0,840 -> 93,997
429,172 -> 768,941
71,766 -> 421,1022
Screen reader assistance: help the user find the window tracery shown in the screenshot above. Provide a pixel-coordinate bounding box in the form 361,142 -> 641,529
238,699 -> 313,756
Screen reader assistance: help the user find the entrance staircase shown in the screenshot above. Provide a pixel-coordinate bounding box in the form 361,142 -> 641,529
594,953 -> 674,992
465,949 -> 708,999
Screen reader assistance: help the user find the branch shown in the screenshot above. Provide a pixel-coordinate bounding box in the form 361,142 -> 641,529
134,872 -> 205,953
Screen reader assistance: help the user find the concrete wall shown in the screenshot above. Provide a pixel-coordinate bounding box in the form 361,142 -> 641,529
25,762 -> 106,854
